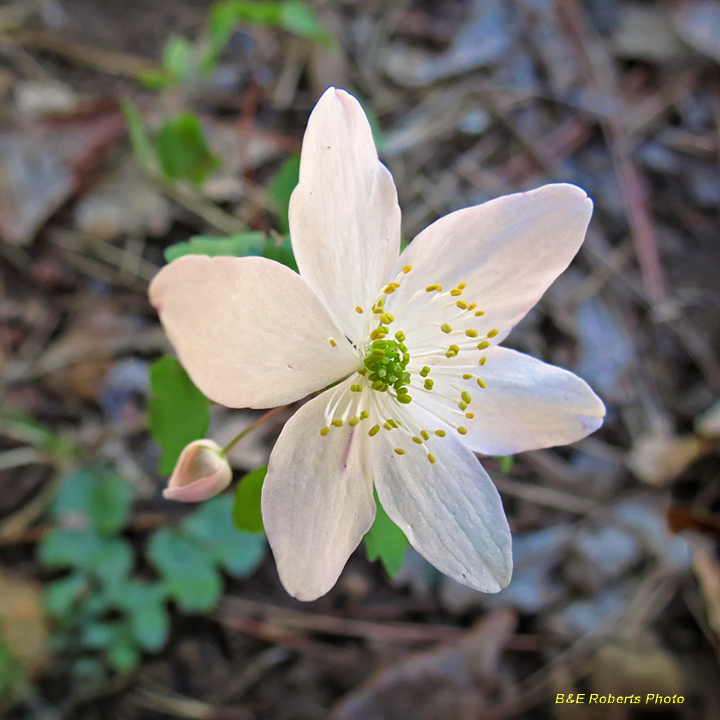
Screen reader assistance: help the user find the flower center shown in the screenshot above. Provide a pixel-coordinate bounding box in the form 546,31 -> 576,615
361,338 -> 412,402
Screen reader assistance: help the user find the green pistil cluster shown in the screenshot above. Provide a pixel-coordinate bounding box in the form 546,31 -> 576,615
362,338 -> 412,403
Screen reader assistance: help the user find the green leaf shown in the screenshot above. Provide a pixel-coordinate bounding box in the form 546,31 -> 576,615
201,1 -> 329,74
184,496 -> 266,577
155,112 -> 220,185
364,490 -> 408,577
262,234 -> 297,272
38,528 -> 103,570
52,469 -> 134,535
148,528 -> 222,612
164,231 -> 298,272
88,537 -> 134,585
279,1 -> 332,44
129,601 -> 170,652
201,1 -> 243,74
232,466 -> 266,533
121,99 -> 153,170
108,636 -> 140,673
81,621 -> 118,650
139,70 -> 170,89
497,455 -> 514,474
164,232 -> 266,263
43,574 -> 88,617
148,356 -> 210,475
270,154 -> 300,234
163,36 -> 193,83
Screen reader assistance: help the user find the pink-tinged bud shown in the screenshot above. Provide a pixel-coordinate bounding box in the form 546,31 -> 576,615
163,440 -> 232,502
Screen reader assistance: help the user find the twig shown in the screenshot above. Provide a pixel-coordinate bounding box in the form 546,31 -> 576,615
8,29 -> 159,78
556,0 -> 667,305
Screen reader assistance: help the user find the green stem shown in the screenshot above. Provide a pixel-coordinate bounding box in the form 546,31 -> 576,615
221,405 -> 287,456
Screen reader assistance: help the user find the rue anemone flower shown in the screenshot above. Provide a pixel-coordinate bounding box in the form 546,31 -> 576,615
150,87 -> 605,601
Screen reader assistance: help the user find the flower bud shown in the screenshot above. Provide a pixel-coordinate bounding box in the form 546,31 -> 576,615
163,440 -> 232,502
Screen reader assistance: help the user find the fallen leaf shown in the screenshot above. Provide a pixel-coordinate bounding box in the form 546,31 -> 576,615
0,568 -> 50,676
673,0 -> 720,63
628,427 -> 709,485
689,534 -> 720,657
0,108 -> 126,245
331,609 -> 516,720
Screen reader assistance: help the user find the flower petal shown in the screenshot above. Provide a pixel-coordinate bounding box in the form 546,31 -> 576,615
261,380 -> 376,601
289,87 -> 402,341
389,184 -> 593,342
149,255 -> 358,409
370,402 -> 512,593
413,347 -> 606,456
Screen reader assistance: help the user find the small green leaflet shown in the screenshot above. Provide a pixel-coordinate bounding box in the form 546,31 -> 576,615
52,469 -> 134,535
232,466 -> 267,533
155,112 -> 219,185
164,232 -> 298,272
147,528 -> 222,613
364,490 -> 408,577
203,1 -> 331,72
148,356 -> 210,475
164,233 -> 266,263
497,455 -> 514,474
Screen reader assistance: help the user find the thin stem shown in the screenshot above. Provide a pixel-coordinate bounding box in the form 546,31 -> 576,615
221,405 -> 287,456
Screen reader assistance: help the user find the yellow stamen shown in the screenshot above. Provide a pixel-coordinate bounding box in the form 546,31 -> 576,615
320,426 -> 329,436
456,300 -> 468,309
462,373 -> 473,380
369,424 -> 380,436
457,426 -> 468,435
425,284 -> 442,292
487,328 -> 499,338
331,419 -> 343,427
477,340 -> 490,350
479,356 -> 487,366
355,306 -> 364,313
412,436 -> 423,444
477,378 -> 487,389
474,310 -> 485,316
435,430 -> 446,437
427,453 -> 437,464
394,448 -> 405,455
465,329 -> 478,338
329,338 -> 337,347
402,265 -> 412,273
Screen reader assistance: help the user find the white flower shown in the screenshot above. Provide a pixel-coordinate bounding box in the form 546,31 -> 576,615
149,87 -> 605,601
